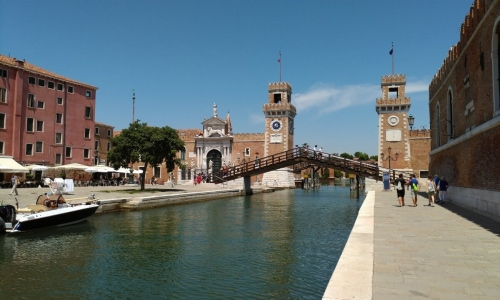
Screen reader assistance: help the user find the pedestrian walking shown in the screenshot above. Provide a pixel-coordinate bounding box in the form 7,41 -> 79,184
394,173 -> 406,207
438,176 -> 449,203
433,174 -> 441,202
9,174 -> 19,196
408,174 -> 419,207
426,175 -> 436,207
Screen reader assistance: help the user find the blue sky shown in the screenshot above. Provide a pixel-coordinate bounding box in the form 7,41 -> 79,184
1,0 -> 474,156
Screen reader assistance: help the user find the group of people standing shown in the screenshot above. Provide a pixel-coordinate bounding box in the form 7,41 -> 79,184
193,172 -> 207,185
393,173 -> 448,207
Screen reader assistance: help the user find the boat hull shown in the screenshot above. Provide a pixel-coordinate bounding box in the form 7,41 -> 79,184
11,204 -> 99,233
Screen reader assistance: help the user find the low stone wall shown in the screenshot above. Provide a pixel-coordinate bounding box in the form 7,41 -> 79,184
96,198 -> 128,213
95,188 -> 266,213
448,186 -> 500,222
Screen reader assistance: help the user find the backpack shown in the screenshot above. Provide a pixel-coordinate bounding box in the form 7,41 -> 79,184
397,180 -> 403,190
412,182 -> 418,191
428,181 -> 435,192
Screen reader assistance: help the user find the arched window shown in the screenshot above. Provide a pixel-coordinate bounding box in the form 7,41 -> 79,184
436,102 -> 441,147
447,88 -> 454,140
492,17 -> 500,114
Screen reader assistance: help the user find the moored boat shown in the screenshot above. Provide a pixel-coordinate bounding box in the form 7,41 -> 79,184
0,194 -> 99,234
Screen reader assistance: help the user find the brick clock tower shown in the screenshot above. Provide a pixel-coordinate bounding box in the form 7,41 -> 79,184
261,81 -> 297,187
376,74 -> 412,171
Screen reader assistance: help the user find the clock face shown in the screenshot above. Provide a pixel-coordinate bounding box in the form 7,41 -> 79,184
388,115 -> 399,126
271,120 -> 282,131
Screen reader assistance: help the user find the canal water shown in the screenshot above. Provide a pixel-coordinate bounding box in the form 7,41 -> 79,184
0,185 -> 363,299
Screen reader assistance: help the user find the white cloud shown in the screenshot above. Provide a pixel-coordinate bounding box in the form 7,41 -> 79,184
294,83 -> 379,114
292,79 -> 431,115
406,80 -> 429,94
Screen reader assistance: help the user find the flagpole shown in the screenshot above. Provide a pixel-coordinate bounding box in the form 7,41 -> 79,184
278,51 -> 282,82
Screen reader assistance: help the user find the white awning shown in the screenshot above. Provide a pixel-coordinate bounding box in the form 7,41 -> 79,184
54,163 -> 90,170
0,156 -> 29,173
26,164 -> 49,171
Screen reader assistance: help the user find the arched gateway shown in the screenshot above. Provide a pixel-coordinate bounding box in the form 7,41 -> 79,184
206,149 -> 222,178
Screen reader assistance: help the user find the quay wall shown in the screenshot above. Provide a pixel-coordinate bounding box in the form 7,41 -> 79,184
94,188 -> 266,213
322,191 -> 374,299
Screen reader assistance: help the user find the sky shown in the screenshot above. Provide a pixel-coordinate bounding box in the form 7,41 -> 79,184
1,0 -> 475,156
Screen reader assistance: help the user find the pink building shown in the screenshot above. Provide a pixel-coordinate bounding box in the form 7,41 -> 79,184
0,54 -> 98,167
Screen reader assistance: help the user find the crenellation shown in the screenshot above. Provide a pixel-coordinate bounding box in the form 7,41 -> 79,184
429,0 -> 495,95
268,81 -> 292,91
233,133 -> 265,141
381,74 -> 406,84
409,129 -> 431,138
375,97 -> 411,106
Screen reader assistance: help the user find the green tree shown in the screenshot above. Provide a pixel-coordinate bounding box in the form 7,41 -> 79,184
354,151 -> 369,161
107,120 -> 185,190
340,152 -> 353,159
334,170 -> 343,178
321,168 -> 330,178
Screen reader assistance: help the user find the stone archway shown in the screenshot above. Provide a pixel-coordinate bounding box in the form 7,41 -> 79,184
206,149 -> 222,180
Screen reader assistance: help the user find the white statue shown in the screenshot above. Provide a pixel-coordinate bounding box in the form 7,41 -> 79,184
207,126 -> 224,137
213,103 -> 218,117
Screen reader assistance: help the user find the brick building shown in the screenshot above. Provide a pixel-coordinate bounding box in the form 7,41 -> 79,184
429,0 -> 500,221
375,74 -> 431,178
0,54 -> 98,181
94,122 -> 114,166
136,82 -> 295,187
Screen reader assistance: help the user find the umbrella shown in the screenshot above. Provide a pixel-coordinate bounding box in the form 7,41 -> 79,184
133,169 -> 143,174
113,167 -> 133,174
85,166 -> 114,173
26,164 -> 49,171
55,163 -> 89,170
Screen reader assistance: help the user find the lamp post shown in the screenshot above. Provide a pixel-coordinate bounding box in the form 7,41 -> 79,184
408,114 -> 415,130
380,146 -> 399,170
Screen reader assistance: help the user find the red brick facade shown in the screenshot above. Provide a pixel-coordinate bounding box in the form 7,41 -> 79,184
429,0 -> 500,220
94,122 -> 114,166
0,55 -> 97,171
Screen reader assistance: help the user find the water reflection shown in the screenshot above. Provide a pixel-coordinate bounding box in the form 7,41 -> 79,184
1,186 -> 362,299
0,221 -> 96,299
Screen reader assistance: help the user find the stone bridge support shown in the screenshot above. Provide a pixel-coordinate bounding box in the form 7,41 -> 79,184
243,176 -> 253,195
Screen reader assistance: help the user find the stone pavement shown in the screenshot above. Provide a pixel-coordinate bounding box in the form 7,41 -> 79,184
0,182 -> 223,210
324,189 -> 500,299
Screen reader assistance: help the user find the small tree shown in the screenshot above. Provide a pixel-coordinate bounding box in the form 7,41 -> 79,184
107,120 -> 184,190
340,152 -> 353,159
354,151 -> 370,161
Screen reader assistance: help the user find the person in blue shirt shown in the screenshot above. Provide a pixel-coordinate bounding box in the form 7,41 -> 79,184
438,177 -> 449,203
408,174 -> 419,207
433,174 -> 440,201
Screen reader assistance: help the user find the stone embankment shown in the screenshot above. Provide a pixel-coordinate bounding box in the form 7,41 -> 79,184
1,183 -> 270,214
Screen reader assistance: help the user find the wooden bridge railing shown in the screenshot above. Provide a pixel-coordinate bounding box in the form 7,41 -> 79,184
212,147 -> 387,184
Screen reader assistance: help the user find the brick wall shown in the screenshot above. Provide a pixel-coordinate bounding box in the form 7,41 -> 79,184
429,0 -> 500,192
409,130 -> 431,177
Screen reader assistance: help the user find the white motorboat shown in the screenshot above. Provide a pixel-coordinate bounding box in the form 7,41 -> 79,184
0,194 -> 99,234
